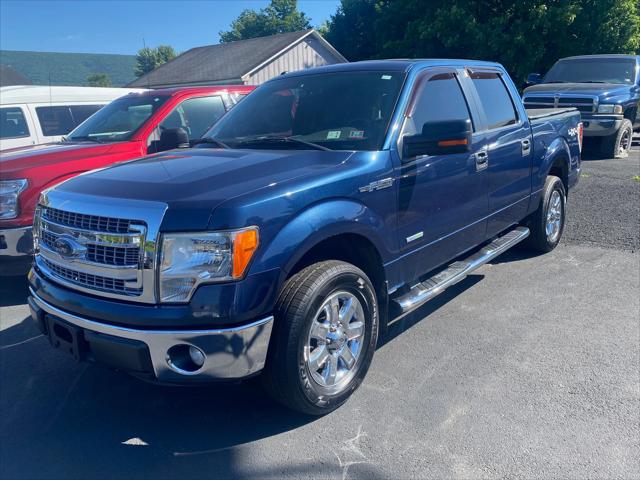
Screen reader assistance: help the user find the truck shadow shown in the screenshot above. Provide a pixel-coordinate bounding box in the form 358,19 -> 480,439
0,278 -> 487,480
0,274 -> 30,307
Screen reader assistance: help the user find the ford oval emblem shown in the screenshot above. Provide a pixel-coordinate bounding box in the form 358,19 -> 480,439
53,235 -> 86,258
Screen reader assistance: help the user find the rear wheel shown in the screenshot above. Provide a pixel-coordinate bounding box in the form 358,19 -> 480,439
261,260 -> 379,415
601,119 -> 633,159
523,175 -> 566,253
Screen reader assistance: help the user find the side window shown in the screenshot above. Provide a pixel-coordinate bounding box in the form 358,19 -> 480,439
1,107 -> 30,139
469,72 -> 518,130
159,96 -> 226,140
70,104 -> 102,126
35,106 -> 75,136
405,73 -> 472,136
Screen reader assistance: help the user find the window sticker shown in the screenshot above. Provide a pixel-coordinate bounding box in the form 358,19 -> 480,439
381,75 -> 392,80
327,130 -> 342,140
349,130 -> 365,139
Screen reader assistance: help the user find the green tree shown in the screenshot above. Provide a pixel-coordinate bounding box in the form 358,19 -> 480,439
325,0 -> 640,85
219,0 -> 312,43
86,72 -> 111,87
134,45 -> 177,77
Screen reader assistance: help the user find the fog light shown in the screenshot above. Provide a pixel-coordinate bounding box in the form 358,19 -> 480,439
189,345 -> 205,367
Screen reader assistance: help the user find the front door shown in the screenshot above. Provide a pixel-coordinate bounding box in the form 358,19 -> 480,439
391,68 -> 488,283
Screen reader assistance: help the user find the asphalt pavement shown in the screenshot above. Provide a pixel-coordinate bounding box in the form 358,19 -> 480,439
1,138 -> 638,479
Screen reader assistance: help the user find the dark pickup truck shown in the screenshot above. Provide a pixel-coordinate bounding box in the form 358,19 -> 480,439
28,60 -> 582,415
524,54 -> 639,158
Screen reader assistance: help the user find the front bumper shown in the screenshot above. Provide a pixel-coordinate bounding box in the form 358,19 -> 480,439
28,289 -> 274,383
582,115 -> 624,137
0,226 -> 33,275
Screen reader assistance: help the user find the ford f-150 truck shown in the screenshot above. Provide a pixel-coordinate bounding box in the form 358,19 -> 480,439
28,60 -> 582,415
524,54 -> 639,158
0,85 -> 254,274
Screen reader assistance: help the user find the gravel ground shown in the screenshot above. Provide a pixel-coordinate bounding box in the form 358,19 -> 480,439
1,139 -> 638,479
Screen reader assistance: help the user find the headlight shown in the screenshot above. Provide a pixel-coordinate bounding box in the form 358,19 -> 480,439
0,179 -> 28,219
159,227 -> 259,303
597,104 -> 623,114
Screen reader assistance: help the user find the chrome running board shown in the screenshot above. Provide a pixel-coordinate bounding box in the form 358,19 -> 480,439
390,226 -> 530,318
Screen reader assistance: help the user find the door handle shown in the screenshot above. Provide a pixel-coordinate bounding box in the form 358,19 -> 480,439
522,138 -> 532,156
475,150 -> 489,171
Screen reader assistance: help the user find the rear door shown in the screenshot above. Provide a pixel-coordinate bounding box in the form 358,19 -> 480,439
464,69 -> 532,237
393,68 -> 489,280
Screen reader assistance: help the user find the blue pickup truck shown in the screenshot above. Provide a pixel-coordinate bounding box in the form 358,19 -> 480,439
28,60 -> 582,414
524,54 -> 639,158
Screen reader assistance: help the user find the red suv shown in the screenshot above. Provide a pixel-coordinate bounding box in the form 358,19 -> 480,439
0,85 -> 254,274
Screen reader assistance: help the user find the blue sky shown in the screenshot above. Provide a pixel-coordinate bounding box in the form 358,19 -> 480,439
0,0 -> 341,55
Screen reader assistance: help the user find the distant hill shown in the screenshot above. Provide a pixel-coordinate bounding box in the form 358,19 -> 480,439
0,50 -> 137,86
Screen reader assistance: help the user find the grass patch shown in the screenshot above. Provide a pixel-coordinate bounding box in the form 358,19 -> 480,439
581,173 -> 591,179
633,175 -> 640,183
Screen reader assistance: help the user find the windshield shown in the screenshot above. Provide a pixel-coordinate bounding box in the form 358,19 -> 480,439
205,71 -> 405,151
544,58 -> 637,85
67,94 -> 170,142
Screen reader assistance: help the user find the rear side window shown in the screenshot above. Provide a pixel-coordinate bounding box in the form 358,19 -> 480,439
69,105 -> 102,126
0,107 -> 30,139
160,96 -> 226,140
407,73 -> 473,135
469,72 -> 518,130
36,106 -> 75,136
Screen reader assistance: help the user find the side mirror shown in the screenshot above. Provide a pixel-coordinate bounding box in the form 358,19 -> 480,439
158,127 -> 189,152
403,119 -> 472,159
525,73 -> 543,87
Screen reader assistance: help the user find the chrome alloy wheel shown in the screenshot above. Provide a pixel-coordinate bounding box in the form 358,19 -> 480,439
619,128 -> 631,156
546,190 -> 563,242
305,291 -> 365,389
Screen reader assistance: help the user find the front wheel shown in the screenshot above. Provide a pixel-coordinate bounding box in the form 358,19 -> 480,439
601,119 -> 633,159
523,175 -> 566,253
261,260 -> 379,415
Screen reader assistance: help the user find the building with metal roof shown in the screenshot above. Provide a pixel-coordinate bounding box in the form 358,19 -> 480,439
128,30 -> 347,88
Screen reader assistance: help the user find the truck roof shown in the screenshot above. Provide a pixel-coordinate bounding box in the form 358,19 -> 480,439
278,59 -> 504,79
133,85 -> 255,97
0,85 -> 147,105
559,54 -> 639,61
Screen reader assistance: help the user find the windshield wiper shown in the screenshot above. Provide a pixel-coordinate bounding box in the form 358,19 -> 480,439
66,136 -> 104,143
579,81 -> 608,84
235,136 -> 330,151
191,137 -> 230,149
544,81 -> 570,84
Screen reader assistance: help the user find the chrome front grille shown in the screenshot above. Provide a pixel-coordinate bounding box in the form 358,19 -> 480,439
43,206 -> 132,233
35,189 -> 167,303
523,94 -> 597,114
41,258 -> 140,295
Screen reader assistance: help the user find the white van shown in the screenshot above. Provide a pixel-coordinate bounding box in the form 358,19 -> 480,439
0,85 -> 146,151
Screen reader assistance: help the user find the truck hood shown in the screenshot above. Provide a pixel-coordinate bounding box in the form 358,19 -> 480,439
0,142 -> 119,175
56,148 -> 354,230
524,82 -> 634,100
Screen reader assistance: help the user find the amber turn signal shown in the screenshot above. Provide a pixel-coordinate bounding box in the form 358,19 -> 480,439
437,138 -> 469,147
232,229 -> 259,278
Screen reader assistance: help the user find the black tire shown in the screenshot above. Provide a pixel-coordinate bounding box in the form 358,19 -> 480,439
523,175 -> 566,253
601,119 -> 633,159
261,260 -> 379,415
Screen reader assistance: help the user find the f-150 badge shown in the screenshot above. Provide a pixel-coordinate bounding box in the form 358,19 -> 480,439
359,178 -> 394,193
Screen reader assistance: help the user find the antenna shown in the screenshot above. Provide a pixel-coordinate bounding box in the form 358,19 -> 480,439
48,71 -> 52,105
143,38 -> 151,91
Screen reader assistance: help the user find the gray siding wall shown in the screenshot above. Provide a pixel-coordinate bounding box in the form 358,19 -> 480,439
245,37 -> 343,85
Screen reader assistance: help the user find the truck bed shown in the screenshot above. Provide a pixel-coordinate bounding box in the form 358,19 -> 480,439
526,107 -> 578,122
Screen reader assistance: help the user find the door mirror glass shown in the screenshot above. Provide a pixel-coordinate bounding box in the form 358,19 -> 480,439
526,73 -> 543,86
158,127 -> 189,151
403,119 -> 472,158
